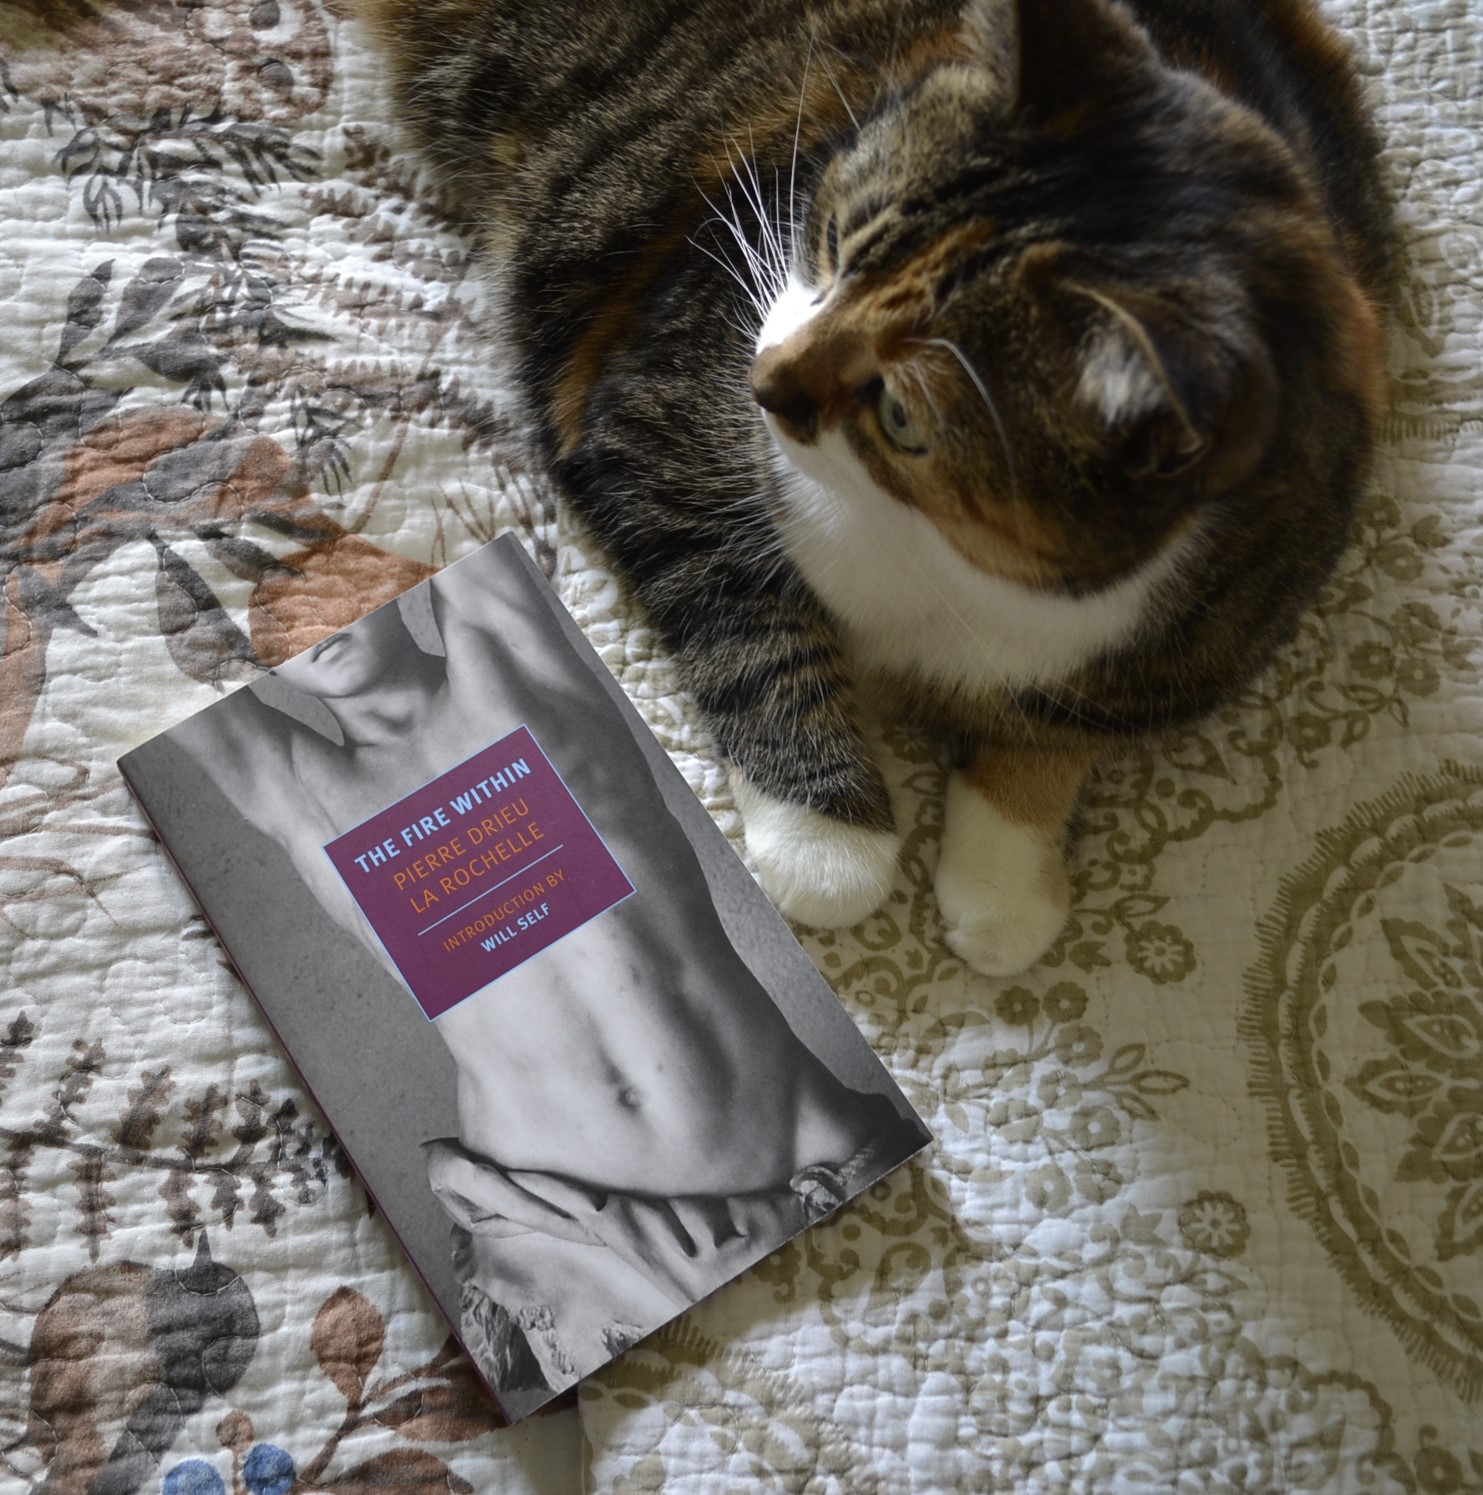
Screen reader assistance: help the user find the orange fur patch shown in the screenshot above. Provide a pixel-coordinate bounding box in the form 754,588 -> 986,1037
959,741 -> 1098,835
1338,280 -> 1390,430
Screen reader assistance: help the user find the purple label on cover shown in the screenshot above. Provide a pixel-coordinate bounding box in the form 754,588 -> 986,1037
325,726 -> 634,1019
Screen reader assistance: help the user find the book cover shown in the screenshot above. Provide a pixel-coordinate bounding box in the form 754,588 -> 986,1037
118,535 -> 932,1422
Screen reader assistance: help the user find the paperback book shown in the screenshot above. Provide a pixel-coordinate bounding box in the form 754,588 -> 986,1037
119,535 -> 932,1421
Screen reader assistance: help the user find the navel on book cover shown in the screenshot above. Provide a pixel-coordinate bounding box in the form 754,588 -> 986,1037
119,535 -> 932,1422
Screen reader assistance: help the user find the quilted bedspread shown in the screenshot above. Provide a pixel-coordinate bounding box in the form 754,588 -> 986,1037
2,1 -> 1480,1491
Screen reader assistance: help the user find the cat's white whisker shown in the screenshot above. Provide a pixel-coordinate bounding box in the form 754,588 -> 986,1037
712,165 -> 786,311
691,188 -> 781,331
787,40 -> 816,253
687,226 -> 765,308
726,136 -> 790,302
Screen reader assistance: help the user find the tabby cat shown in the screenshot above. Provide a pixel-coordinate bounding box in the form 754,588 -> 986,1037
347,0 -> 1392,976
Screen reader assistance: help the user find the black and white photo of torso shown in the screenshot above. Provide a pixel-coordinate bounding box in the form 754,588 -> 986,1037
121,538 -> 929,1416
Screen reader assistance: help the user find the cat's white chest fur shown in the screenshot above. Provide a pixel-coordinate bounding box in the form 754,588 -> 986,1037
767,450 -> 1180,695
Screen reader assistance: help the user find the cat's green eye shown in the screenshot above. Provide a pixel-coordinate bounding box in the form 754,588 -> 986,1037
877,386 -> 927,453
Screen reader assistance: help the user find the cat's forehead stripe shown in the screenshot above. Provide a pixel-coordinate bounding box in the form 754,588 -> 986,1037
822,221 -> 1000,376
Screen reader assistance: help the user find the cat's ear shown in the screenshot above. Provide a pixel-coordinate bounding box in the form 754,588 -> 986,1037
1066,280 -> 1278,485
1005,0 -> 1147,118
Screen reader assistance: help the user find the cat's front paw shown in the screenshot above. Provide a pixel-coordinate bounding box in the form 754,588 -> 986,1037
732,780 -> 901,928
935,774 -> 1070,978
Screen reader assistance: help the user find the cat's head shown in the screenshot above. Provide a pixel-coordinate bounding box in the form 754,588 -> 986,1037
751,0 -> 1384,595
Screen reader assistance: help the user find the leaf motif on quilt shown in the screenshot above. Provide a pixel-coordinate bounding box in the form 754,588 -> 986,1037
152,538 -> 259,687
1351,894 -> 1483,1230
372,1356 -> 511,1445
318,1447 -> 474,1495
0,1012 -> 345,1263
312,1286 -> 387,1410
279,1303 -> 501,1491
114,1066 -> 176,1152
0,1014 -> 35,1107
247,534 -> 436,665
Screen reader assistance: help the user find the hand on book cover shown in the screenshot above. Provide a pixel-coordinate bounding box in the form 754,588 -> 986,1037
514,1172 -> 808,1305
426,1139 -> 804,1307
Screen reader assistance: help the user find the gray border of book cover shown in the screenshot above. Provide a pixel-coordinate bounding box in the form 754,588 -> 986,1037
119,536 -> 931,1421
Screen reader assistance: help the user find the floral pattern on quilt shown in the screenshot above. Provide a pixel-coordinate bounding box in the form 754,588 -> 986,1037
3,1 -> 1482,1492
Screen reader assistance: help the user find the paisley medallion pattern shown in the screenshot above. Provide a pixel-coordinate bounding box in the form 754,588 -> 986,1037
2,0 -> 1482,1491
1246,767 -> 1483,1402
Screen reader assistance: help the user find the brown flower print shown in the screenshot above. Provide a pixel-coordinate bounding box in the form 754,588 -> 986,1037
1349,640 -> 1394,680
1127,920 -> 1197,984
1053,1023 -> 1103,1067
1178,1191 -> 1252,1258
1041,982 -> 1088,1024
993,987 -> 1040,1027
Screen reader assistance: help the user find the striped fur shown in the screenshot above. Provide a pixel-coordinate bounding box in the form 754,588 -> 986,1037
348,0 -> 1392,970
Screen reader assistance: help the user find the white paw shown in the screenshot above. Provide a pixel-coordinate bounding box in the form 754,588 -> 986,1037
935,773 -> 1070,977
732,778 -> 901,928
